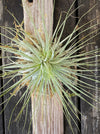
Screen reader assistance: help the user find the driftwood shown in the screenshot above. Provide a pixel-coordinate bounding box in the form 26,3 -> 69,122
22,0 -> 63,134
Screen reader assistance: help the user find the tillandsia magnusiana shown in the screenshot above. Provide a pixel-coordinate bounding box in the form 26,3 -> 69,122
0,0 -> 100,133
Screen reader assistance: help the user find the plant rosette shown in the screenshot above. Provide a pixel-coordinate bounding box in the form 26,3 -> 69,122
0,1 -> 100,133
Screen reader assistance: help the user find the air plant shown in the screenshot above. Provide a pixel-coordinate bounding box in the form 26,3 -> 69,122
0,1 -> 100,134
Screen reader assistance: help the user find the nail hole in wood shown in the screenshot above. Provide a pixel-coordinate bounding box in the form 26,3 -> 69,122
28,0 -> 33,3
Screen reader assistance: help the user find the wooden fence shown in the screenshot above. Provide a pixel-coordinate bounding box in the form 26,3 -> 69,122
0,0 -> 100,134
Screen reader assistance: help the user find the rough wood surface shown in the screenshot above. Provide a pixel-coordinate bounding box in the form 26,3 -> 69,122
22,0 -> 53,38
78,0 -> 100,134
22,0 -> 63,134
31,94 -> 63,134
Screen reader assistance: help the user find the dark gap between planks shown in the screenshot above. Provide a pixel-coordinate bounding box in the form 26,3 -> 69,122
28,0 -> 33,3
75,0 -> 81,133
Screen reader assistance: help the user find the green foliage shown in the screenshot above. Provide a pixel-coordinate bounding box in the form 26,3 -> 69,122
0,1 -> 100,133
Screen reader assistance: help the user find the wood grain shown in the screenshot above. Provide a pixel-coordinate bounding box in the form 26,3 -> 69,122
31,94 -> 63,134
22,0 -> 63,134
22,0 -> 53,38
78,0 -> 100,134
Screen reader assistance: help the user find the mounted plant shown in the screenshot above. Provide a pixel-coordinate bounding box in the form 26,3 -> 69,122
0,0 -> 100,134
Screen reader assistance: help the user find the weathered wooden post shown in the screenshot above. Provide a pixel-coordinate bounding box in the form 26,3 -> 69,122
22,0 -> 63,134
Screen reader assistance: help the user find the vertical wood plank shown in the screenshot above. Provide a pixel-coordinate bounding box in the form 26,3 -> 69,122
1,0 -> 32,134
31,94 -> 63,134
22,0 -> 63,134
78,0 -> 100,134
0,0 -> 4,134
22,0 -> 53,38
54,0 -> 78,134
